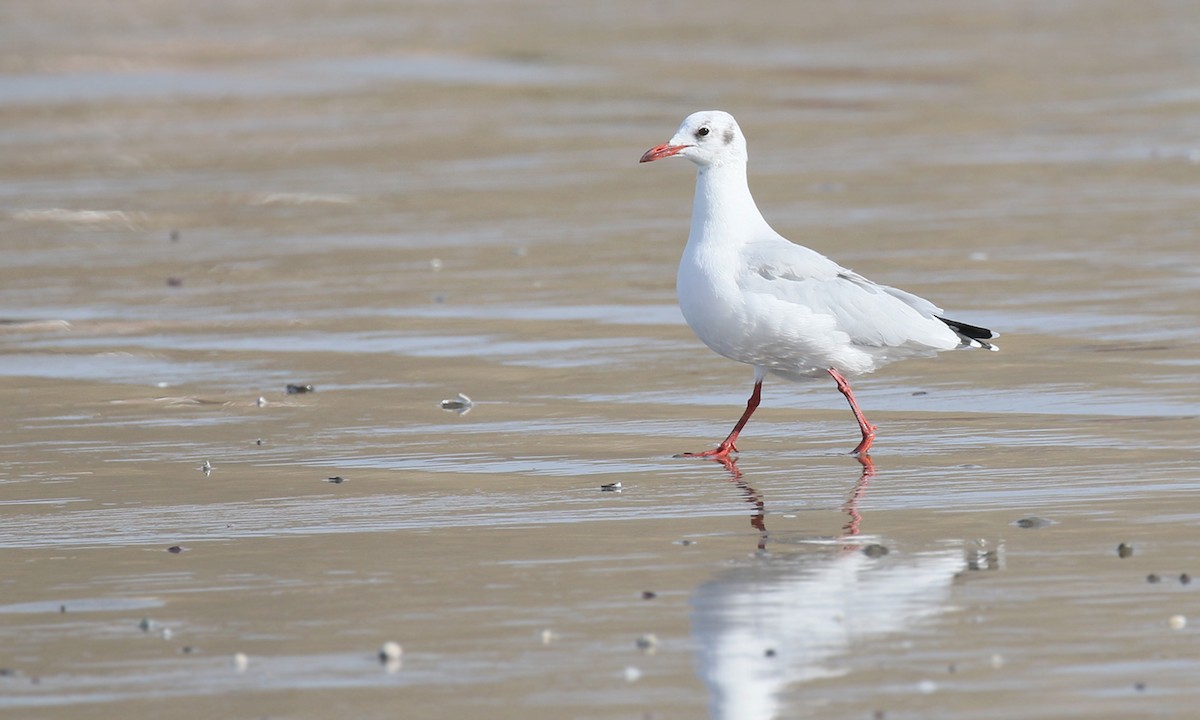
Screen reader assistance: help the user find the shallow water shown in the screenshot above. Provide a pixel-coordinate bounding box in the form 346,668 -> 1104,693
2,1 -> 1200,718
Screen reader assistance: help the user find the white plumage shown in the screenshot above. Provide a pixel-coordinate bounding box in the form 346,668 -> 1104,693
641,110 -> 996,457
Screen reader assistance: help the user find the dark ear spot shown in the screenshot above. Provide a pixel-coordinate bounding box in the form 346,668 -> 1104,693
723,128 -> 734,145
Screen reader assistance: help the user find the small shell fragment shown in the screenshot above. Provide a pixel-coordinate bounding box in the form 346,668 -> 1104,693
232,653 -> 249,672
379,641 -> 403,663
1168,614 -> 1187,630
439,393 -> 473,415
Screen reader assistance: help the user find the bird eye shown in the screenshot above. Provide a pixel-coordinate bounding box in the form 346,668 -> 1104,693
697,127 -> 710,138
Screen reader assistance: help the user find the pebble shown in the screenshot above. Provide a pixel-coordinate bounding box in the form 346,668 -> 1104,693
1180,573 -> 1191,585
623,665 -> 642,683
1147,573 -> 1162,584
1014,516 -> 1051,529
286,383 -> 315,394
1117,542 -> 1134,558
540,629 -> 555,645
166,545 -> 185,554
641,591 -> 656,600
862,544 -> 889,558
199,460 -> 213,475
256,396 -> 267,407
232,652 -> 248,672
635,634 -> 659,654
1168,614 -> 1187,630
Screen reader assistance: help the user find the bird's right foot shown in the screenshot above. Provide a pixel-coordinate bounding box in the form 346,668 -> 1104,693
849,424 -> 877,455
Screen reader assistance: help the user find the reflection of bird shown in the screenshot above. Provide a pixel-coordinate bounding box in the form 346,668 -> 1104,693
641,111 -> 997,457
691,545 -> 965,720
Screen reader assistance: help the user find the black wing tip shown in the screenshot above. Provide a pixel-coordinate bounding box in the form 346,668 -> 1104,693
937,316 -> 999,351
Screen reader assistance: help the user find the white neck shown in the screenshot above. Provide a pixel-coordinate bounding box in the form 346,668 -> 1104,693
688,161 -> 769,249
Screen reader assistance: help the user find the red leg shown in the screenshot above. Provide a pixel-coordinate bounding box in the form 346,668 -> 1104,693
677,381 -> 762,460
827,368 -> 876,455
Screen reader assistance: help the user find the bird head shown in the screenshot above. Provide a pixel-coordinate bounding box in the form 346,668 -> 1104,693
639,110 -> 748,168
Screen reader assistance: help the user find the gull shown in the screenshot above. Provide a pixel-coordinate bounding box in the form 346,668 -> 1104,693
640,110 -> 996,457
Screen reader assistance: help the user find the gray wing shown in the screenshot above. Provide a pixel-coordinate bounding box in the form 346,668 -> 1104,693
739,235 -> 957,350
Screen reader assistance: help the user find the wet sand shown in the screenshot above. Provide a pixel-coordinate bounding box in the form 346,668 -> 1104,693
2,1 -> 1199,718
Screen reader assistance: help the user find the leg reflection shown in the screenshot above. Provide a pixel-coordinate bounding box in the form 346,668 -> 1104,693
709,456 -> 768,551
841,454 -> 877,538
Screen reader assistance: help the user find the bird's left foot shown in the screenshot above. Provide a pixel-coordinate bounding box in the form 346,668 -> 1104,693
675,442 -> 738,460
